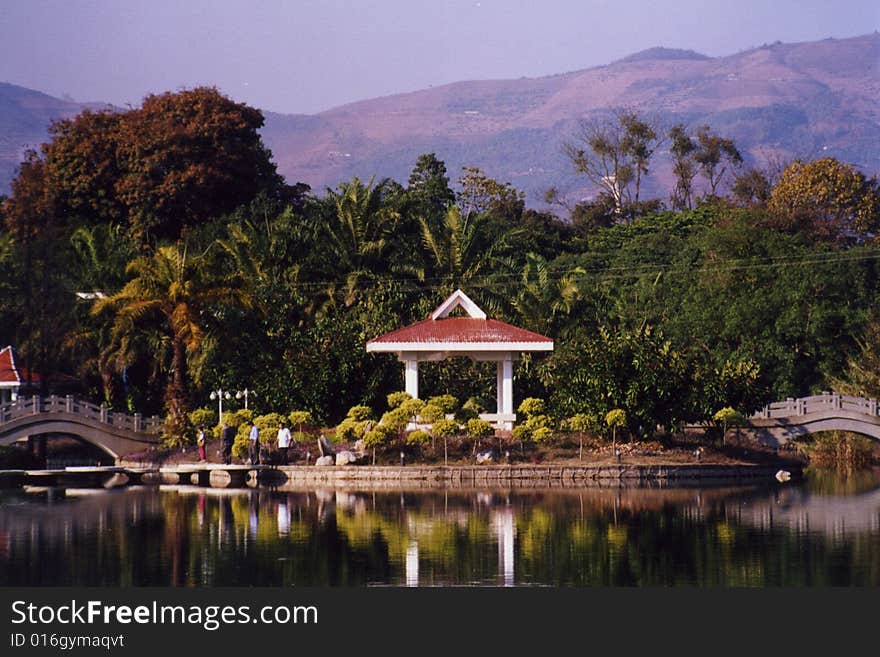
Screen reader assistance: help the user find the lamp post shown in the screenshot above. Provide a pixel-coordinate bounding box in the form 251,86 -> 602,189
235,388 -> 257,410
210,388 -> 232,422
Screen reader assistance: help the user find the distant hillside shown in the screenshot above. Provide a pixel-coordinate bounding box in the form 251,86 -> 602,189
614,47 -> 710,63
262,32 -> 880,204
2,33 -> 879,205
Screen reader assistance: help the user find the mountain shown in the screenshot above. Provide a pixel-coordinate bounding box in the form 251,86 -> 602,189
2,33 -> 879,204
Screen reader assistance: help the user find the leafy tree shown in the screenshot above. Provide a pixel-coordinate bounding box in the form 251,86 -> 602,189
569,412 -> 600,460
407,153 -> 455,223
731,167 -> 773,207
456,167 -> 524,220
712,407 -> 746,446
363,424 -> 395,464
466,418 -> 494,455
542,325 -> 687,436
767,157 -> 880,242
432,418 -> 460,465
605,408 -> 627,450
19,88 -> 281,246
828,316 -> 880,399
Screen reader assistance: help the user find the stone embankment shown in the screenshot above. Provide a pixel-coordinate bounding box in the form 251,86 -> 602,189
271,463 -> 794,489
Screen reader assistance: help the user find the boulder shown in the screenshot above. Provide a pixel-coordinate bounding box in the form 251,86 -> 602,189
315,455 -> 334,467
335,451 -> 361,466
318,435 -> 336,457
353,439 -> 366,453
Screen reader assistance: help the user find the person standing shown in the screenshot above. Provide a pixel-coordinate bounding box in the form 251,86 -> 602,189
221,422 -> 236,465
276,421 -> 291,465
197,425 -> 207,462
248,420 -> 260,465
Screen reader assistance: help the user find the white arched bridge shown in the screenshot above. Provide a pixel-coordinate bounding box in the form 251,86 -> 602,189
0,396 -> 161,461
744,392 -> 880,446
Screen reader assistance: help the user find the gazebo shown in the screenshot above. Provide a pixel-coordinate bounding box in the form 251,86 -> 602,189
366,290 -> 553,430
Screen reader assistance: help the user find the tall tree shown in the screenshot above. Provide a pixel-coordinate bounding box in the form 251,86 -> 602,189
693,126 -> 742,196
669,124 -> 698,210
407,153 -> 455,223
563,110 -> 661,219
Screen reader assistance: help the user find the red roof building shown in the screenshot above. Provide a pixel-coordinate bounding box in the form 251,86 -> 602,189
366,290 -> 553,429
0,346 -> 21,404
0,345 -> 79,404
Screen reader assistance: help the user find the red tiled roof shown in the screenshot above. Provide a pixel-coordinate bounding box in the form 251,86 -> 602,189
0,346 -> 79,387
368,317 -> 552,346
0,346 -> 19,385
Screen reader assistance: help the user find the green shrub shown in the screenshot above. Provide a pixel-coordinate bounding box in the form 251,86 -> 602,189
337,417 -> 368,442
433,419 -> 461,437
288,410 -> 313,431
398,398 -> 425,419
466,418 -> 494,439
188,407 -> 216,430
512,424 -> 532,442
427,394 -> 458,414
568,413 -> 599,434
406,429 -> 431,446
346,405 -> 374,421
364,424 -> 395,448
386,391 -> 412,409
420,403 -> 445,423
532,427 -> 555,443
518,397 -> 546,418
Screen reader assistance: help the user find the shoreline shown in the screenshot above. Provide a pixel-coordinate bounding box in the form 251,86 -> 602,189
0,462 -> 801,490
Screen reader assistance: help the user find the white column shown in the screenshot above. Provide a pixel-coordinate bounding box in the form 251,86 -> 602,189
404,359 -> 419,399
496,361 -> 504,414
502,357 -> 513,416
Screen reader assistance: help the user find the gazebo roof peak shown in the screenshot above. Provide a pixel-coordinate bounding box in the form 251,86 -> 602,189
431,289 -> 486,320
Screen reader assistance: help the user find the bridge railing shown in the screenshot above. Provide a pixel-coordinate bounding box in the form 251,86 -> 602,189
0,395 -> 162,434
752,392 -> 880,419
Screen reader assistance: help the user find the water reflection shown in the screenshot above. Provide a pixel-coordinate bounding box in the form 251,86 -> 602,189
1,475 -> 879,586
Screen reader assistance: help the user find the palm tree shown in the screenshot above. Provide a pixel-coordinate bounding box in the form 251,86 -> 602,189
511,253 -> 584,335
320,177 -> 404,306
93,242 -> 255,442
419,205 -> 518,307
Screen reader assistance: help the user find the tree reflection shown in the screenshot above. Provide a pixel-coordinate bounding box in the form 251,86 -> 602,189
1,480 -> 879,586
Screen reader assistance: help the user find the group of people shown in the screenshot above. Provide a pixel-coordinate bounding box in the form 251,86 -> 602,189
195,420 -> 294,465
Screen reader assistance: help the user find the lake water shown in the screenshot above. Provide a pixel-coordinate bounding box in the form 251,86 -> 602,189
1,471 -> 879,586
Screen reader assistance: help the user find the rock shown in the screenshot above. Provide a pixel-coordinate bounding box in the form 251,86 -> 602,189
353,439 -> 366,453
335,451 -> 360,466
315,455 -> 334,467
775,469 -> 792,482
476,450 -> 495,465
318,434 -> 336,457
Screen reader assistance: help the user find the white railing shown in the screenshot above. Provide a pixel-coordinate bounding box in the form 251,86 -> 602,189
751,392 -> 880,419
0,395 -> 162,434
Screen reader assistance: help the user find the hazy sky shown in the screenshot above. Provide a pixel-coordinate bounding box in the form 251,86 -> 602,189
2,0 -> 878,115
